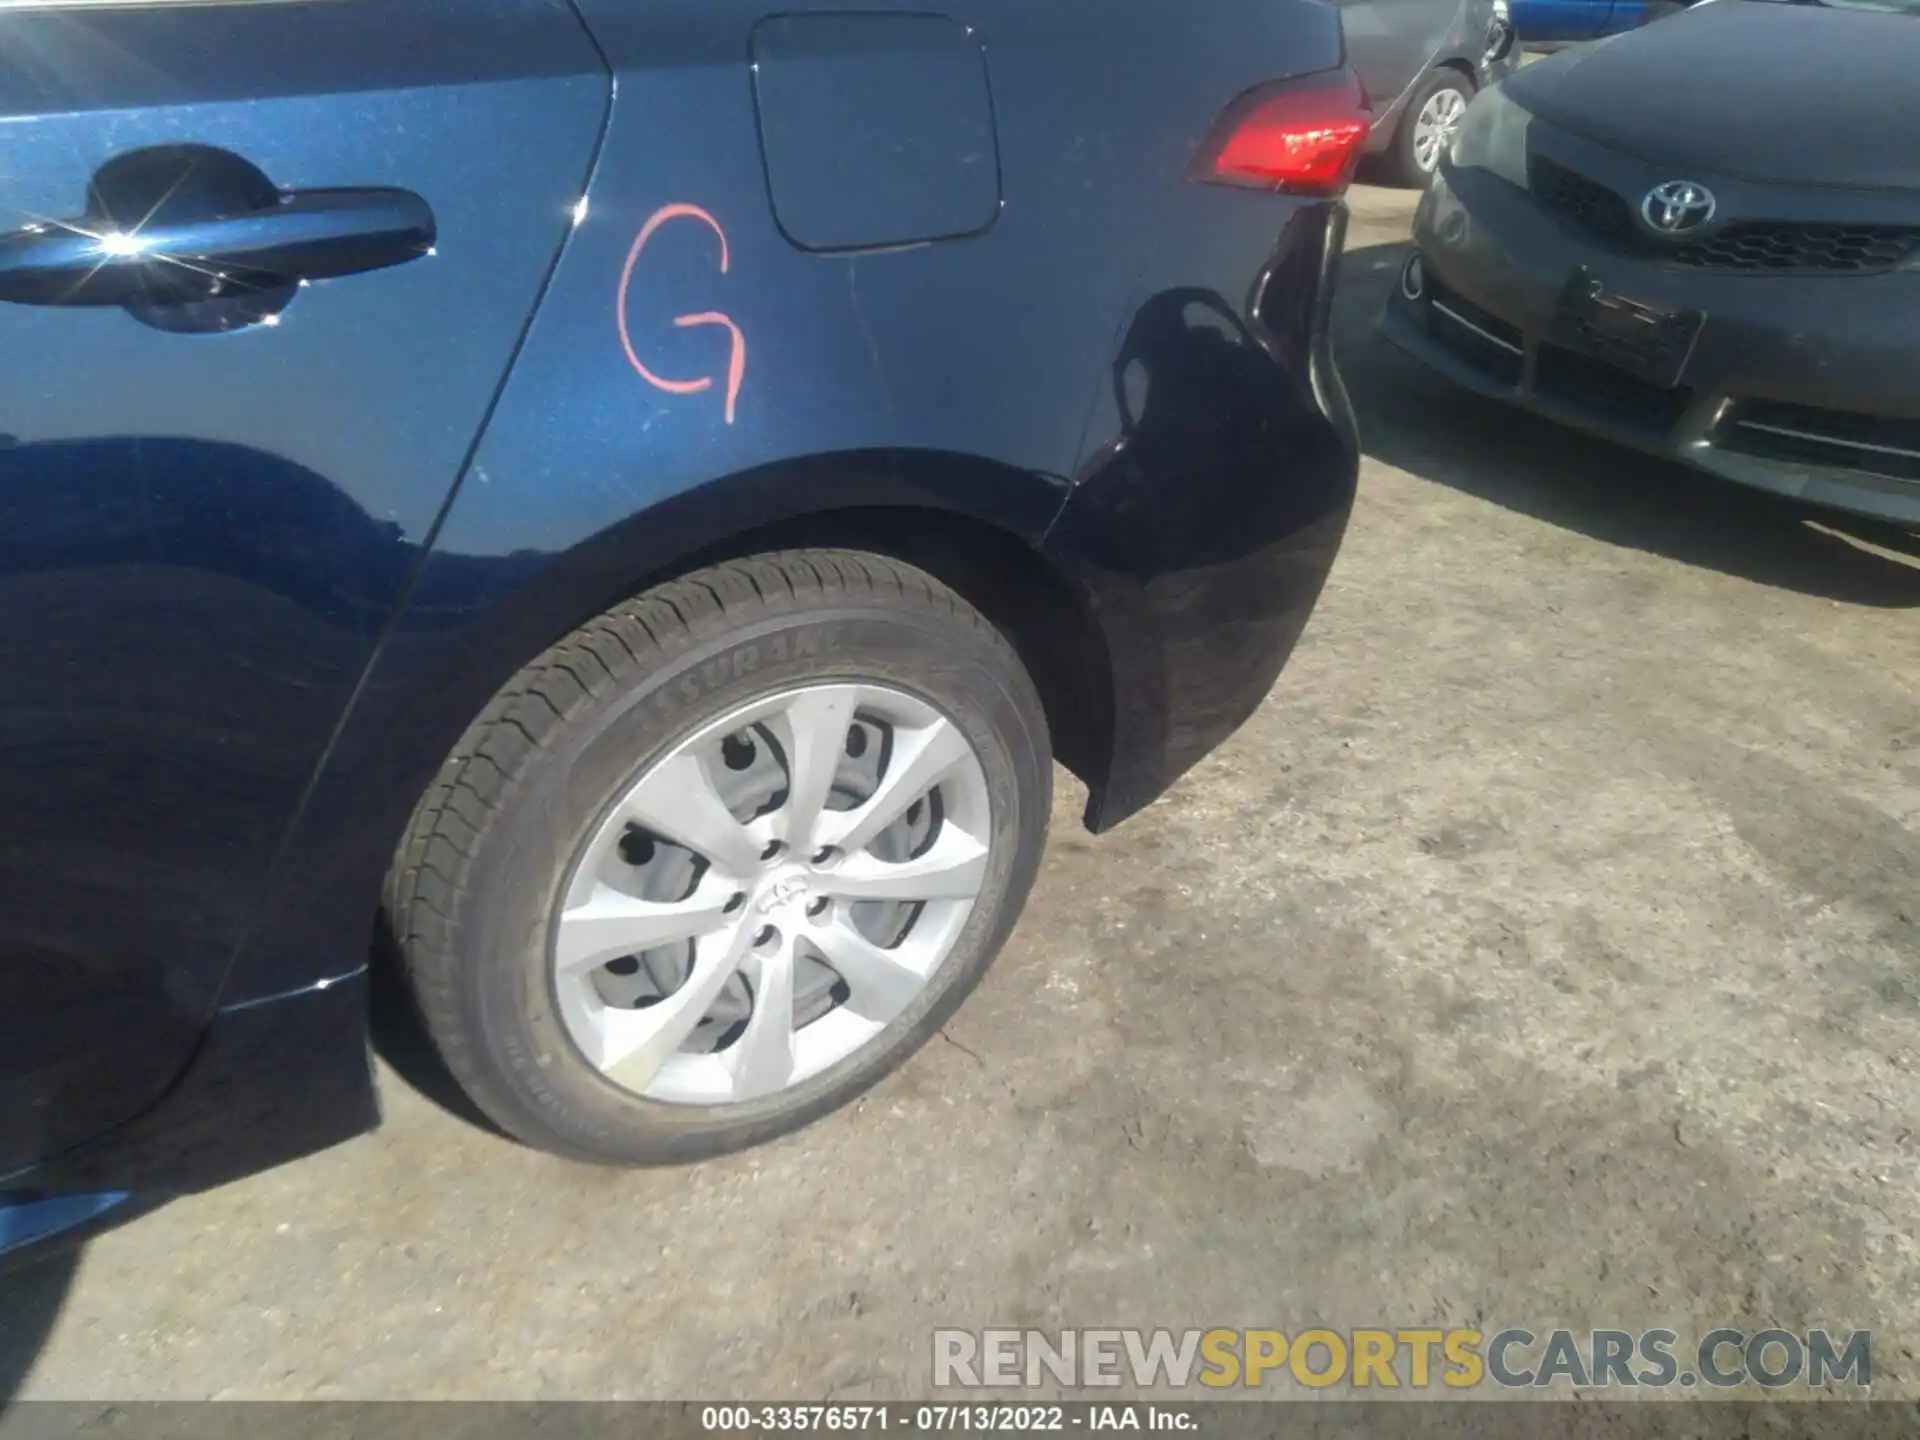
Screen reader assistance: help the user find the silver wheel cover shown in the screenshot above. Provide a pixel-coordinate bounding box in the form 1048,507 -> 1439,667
550,683 -> 993,1106
1413,85 -> 1469,174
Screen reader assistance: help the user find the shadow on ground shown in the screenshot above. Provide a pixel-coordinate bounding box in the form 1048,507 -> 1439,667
0,1247 -> 77,1402
1336,238 -> 1920,609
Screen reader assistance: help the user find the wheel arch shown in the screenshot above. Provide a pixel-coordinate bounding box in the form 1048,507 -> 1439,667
434,446 -> 1116,794
1365,56 -> 1478,157
217,447 -> 1118,1009
661,503 -> 1117,789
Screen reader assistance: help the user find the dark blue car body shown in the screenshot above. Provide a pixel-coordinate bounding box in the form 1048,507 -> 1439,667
0,0 -> 1358,1263
1511,0 -> 1651,42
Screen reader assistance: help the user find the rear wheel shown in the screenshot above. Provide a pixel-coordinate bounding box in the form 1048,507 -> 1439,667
387,550 -> 1052,1164
1393,69 -> 1474,188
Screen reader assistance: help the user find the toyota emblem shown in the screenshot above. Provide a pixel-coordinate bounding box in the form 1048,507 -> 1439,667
1641,180 -> 1717,236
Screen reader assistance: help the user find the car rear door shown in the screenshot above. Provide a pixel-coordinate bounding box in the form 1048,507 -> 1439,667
0,0 -> 606,1177
1338,0 -> 1456,115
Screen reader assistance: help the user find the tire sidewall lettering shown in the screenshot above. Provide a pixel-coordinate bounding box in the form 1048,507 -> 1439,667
657,624 -> 840,721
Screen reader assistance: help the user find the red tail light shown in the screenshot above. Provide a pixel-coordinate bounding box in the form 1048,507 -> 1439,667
1197,71 -> 1372,197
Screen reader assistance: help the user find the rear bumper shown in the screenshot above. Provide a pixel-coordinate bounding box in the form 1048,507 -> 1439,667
1381,159 -> 1920,525
1049,201 -> 1358,831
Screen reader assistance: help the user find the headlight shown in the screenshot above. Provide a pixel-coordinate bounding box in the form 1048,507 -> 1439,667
1447,82 -> 1531,191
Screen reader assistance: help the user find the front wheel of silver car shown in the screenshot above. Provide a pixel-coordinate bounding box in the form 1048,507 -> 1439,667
386,550 -> 1052,1164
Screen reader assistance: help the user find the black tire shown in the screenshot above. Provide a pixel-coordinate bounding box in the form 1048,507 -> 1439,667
1391,68 -> 1475,189
386,549 -> 1052,1164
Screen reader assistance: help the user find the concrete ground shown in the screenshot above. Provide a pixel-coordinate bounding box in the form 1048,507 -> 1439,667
6,185 -> 1920,1402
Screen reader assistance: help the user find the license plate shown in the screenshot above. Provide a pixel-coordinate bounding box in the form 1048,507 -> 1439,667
1549,267 -> 1704,389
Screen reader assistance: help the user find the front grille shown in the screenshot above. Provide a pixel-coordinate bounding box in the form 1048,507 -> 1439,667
1529,156 -> 1920,275
1671,223 -> 1920,274
1714,399 -> 1920,484
1531,156 -> 1640,248
1535,345 -> 1694,436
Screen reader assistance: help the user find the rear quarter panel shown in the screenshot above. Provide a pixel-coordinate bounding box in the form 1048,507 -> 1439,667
221,0 -> 1350,1004
436,0 -> 1350,560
